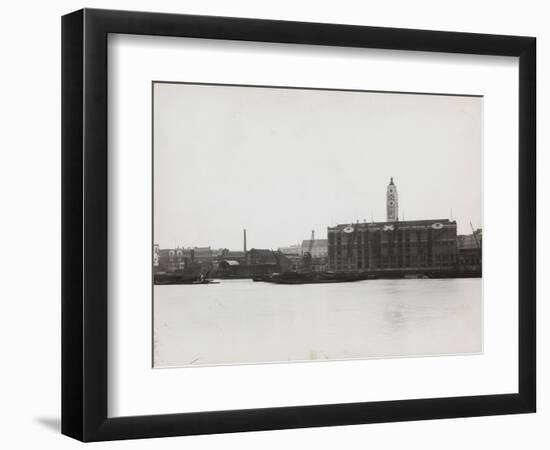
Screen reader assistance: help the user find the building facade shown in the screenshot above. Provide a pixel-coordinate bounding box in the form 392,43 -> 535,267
327,219 -> 458,273
155,246 -> 215,272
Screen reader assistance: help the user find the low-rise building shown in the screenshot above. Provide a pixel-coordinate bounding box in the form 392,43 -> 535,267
157,247 -> 185,272
278,244 -> 302,256
155,246 -> 215,272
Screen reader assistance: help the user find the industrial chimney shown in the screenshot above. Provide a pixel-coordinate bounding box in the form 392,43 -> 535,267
243,229 -> 247,253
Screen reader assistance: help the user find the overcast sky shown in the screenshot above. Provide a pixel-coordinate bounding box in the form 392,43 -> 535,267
154,82 -> 482,250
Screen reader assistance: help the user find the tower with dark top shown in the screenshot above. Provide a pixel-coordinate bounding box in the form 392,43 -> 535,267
386,177 -> 398,222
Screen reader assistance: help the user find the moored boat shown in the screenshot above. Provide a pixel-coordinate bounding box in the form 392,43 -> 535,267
154,271 -> 219,285
261,271 -> 367,285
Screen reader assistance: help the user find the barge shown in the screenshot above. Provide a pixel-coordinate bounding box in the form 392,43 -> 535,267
259,271 -> 369,285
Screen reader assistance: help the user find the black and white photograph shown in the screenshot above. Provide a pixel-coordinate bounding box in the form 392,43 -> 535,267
0,0 -> 543,446
152,82 -> 483,368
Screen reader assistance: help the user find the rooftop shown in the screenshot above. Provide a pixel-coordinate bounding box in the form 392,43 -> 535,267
301,239 -> 328,248
329,218 -> 456,230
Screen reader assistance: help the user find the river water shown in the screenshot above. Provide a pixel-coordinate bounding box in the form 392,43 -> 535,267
153,278 -> 481,368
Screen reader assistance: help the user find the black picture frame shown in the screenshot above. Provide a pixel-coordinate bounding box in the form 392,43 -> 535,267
62,8 -> 536,442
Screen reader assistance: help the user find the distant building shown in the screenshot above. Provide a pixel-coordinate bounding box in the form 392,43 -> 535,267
218,260 -> 241,270
326,178 -> 473,274
282,254 -> 303,272
153,244 -> 159,267
191,247 -> 213,262
328,219 -> 458,272
221,249 -> 246,260
458,229 -> 482,271
278,244 -> 302,256
211,248 -> 225,258
458,229 -> 482,250
157,248 -> 185,272
216,249 -> 293,277
301,239 -> 328,258
155,246 -> 215,272
247,249 -> 277,266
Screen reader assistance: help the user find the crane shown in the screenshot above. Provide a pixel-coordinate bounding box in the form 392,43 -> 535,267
470,222 -> 481,249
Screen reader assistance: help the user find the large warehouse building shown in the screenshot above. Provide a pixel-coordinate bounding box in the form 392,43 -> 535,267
327,178 -> 459,274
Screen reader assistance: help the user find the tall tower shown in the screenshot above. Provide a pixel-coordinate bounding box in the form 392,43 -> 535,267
386,177 -> 398,222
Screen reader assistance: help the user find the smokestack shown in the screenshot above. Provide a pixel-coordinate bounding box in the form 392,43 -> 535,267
243,229 -> 247,253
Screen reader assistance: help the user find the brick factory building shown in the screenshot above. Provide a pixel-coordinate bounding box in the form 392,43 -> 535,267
328,219 -> 457,273
327,178 -> 459,274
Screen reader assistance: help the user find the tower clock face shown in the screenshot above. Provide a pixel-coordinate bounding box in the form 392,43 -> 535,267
389,201 -> 394,206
